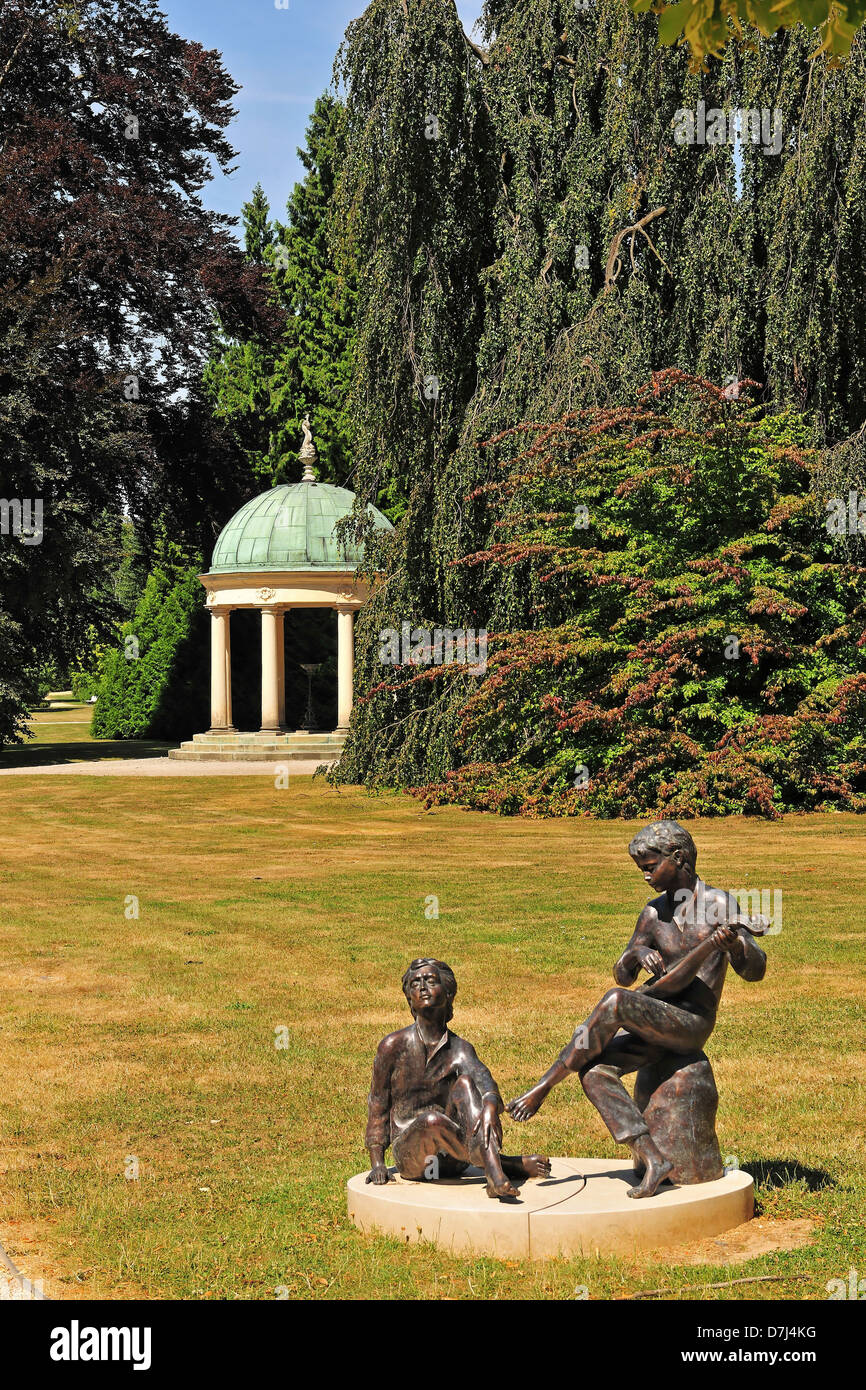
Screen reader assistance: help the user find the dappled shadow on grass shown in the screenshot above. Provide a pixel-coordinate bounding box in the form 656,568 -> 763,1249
745,1158 -> 836,1193
0,739 -> 173,769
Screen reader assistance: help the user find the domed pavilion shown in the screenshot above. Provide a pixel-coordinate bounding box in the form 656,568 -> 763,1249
170,420 -> 392,763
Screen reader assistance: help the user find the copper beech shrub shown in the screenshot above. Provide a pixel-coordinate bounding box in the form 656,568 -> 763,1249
404,373 -> 866,818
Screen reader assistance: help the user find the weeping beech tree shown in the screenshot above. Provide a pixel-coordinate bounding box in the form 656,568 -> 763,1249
413,374 -> 866,819
739,30 -> 866,439
331,0 -> 497,574
329,0 -> 866,808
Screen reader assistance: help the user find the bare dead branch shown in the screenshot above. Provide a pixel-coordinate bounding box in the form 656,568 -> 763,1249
626,1274 -> 809,1301
603,207 -> 670,296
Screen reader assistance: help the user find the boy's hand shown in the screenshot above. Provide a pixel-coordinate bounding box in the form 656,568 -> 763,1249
711,923 -> 743,957
366,1163 -> 391,1185
633,945 -> 665,977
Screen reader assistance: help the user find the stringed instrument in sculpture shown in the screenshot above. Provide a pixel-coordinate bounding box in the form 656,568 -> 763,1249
638,914 -> 772,1000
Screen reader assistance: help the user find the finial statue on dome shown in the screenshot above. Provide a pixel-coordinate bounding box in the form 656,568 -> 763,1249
300,413 -> 318,483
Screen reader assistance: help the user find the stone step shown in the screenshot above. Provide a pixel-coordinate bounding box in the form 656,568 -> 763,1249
192,731 -> 346,747
174,729 -> 347,763
276,741 -> 346,752
186,738 -> 345,749
179,740 -> 344,754
168,747 -> 341,763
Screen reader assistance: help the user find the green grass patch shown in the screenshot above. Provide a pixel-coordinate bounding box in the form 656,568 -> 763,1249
0,773 -> 863,1299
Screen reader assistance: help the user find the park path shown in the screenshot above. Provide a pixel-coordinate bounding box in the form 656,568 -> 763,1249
0,757 -> 330,777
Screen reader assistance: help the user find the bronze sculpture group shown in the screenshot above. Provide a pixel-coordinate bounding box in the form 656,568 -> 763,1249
365,821 -> 769,1201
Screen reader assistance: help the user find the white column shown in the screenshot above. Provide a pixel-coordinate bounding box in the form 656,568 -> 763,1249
209,609 -> 234,732
336,606 -> 355,732
225,614 -> 234,731
276,608 -> 287,730
260,608 -> 281,733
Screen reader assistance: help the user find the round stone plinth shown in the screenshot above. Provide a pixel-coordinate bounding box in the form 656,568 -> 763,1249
347,1157 -> 753,1261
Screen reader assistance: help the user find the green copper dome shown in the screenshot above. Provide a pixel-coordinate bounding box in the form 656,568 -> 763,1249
208,479 -> 393,574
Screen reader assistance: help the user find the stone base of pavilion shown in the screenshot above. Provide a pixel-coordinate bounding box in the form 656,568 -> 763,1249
168,730 -> 346,764
347,1157 -> 754,1261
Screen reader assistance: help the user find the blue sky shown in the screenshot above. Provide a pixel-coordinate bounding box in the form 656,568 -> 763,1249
159,0 -> 485,234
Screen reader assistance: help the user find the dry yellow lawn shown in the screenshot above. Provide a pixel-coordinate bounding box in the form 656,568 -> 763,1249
0,770 -> 863,1299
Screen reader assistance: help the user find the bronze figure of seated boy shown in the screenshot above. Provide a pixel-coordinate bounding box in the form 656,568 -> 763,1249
365,958 -> 550,1201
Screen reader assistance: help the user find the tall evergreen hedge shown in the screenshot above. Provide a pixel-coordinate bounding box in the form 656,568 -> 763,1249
91,558 -> 208,741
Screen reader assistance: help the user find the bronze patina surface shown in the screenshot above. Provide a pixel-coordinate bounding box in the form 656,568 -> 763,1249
508,821 -> 768,1197
365,958 -> 550,1200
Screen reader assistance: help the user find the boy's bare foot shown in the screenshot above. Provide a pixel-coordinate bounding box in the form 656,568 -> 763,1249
520,1153 -> 551,1178
627,1156 -> 672,1198
501,1153 -> 551,1180
486,1176 -> 520,1200
506,1085 -> 548,1122
626,1135 -> 673,1198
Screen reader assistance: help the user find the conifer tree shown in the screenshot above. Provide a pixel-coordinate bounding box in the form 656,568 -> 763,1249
243,183 -> 276,264
269,95 -> 357,483
204,183 -> 277,479
205,96 -> 358,485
